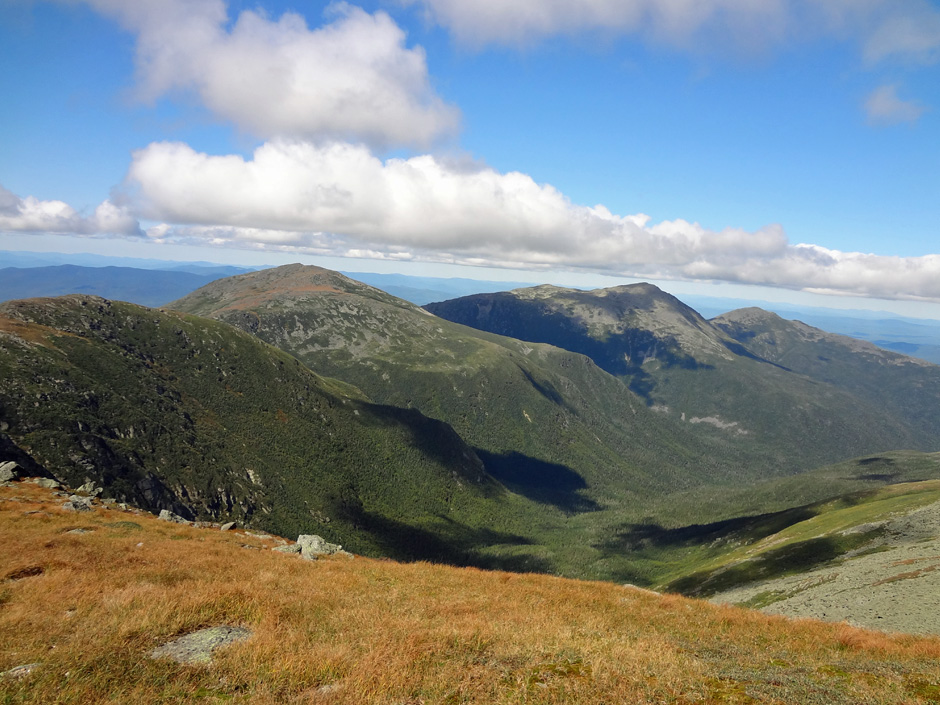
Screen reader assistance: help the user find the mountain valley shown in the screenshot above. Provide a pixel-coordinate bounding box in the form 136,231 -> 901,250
2,264 -> 940,622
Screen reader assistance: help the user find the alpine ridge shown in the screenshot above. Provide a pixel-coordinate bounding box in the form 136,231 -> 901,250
425,282 -> 940,474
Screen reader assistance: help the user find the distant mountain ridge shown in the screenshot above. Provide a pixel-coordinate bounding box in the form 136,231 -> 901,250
0,250 -> 256,275
0,265 -> 235,308
426,282 -> 940,474
5,249 -> 940,362
712,307 -> 940,441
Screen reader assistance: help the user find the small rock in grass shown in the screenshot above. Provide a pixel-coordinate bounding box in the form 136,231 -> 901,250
158,509 -> 190,524
219,521 -> 236,531
149,626 -> 252,665
1,663 -> 40,679
34,478 -> 62,490
63,495 -> 94,512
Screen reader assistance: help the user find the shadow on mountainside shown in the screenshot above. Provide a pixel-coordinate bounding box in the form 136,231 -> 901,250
475,449 -> 600,513
517,365 -> 573,412
354,402 -> 503,496
426,296 -> 714,402
597,506 -> 817,556
342,506 -> 552,574
596,502 -> 887,596
593,507 -> 820,589
664,532 -> 884,597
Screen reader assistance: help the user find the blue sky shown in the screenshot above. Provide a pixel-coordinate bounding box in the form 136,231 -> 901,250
1,0 -> 939,313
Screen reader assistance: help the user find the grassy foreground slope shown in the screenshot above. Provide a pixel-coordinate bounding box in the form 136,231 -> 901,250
426,284 -> 934,475
2,480 -> 940,705
0,295 -> 543,566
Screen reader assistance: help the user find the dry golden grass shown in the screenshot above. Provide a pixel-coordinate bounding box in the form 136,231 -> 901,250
2,480 -> 940,704
0,314 -> 67,347
872,564 -> 940,587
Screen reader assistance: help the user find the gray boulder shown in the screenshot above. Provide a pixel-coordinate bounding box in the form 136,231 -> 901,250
63,495 -> 94,512
0,461 -> 22,483
297,534 -> 343,560
35,478 -> 62,490
76,481 -> 103,496
158,509 -> 190,524
220,521 -> 236,531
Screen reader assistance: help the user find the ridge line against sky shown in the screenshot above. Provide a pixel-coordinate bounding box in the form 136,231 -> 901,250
1,0 -> 938,311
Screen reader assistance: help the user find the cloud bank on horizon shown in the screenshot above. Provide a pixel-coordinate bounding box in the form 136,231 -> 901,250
405,0 -> 940,61
2,0 -> 939,302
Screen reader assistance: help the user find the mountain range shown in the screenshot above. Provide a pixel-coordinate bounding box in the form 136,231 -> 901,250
0,265 -> 234,308
426,283 -> 940,474
2,262 -> 940,600
5,250 -> 940,364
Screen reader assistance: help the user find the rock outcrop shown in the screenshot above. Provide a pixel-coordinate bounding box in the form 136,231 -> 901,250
149,626 -> 252,665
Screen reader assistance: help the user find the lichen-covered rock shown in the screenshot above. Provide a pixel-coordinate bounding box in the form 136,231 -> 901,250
297,534 -> 342,559
0,461 -> 21,483
149,626 -> 251,664
158,509 -> 190,524
63,495 -> 94,512
76,481 -> 102,496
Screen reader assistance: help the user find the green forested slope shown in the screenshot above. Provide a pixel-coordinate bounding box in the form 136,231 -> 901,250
0,295 -> 544,567
4,290 -> 940,590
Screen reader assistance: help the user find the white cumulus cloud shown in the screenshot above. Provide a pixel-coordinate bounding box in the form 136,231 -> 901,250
864,84 -> 926,125
0,185 -> 141,237
403,0 -> 789,49
79,0 -> 458,148
125,140 -> 787,264
403,0 -> 940,64
124,140 -> 940,302
862,0 -> 940,64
